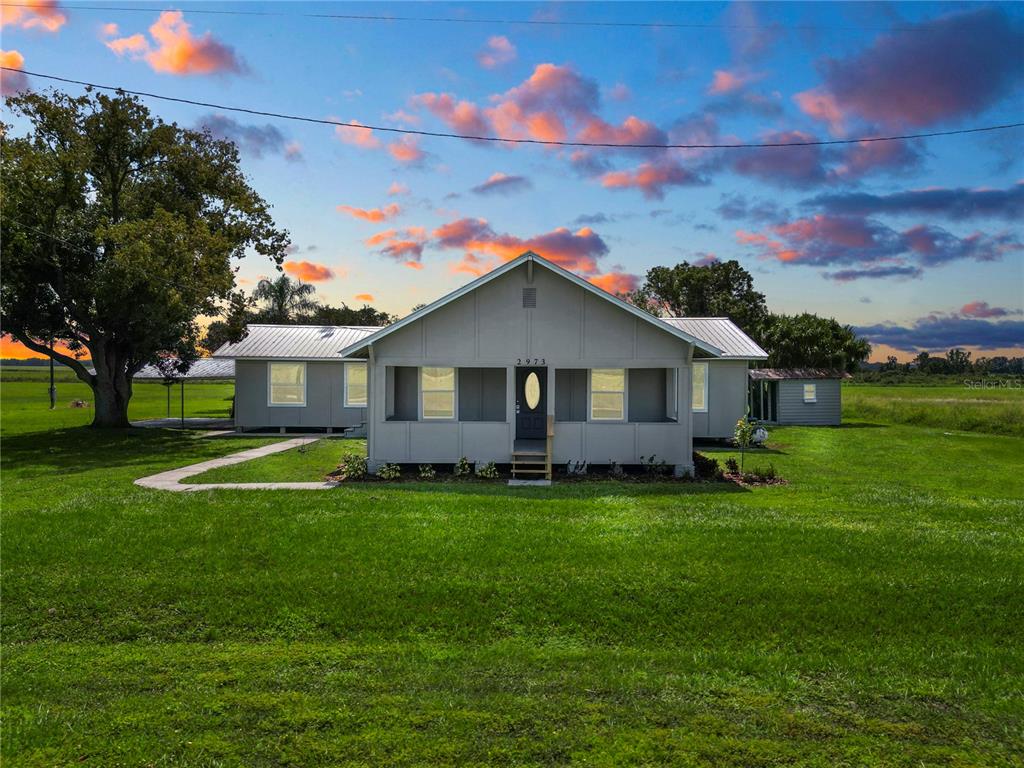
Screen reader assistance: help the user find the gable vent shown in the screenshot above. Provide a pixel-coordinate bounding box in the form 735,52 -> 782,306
522,287 -> 537,308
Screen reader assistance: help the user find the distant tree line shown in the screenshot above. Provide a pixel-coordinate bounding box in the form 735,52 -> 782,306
627,260 -> 870,373
855,350 -> 1024,382
201,274 -> 397,353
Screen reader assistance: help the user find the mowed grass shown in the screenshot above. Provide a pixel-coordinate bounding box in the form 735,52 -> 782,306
192,436 -> 365,483
2,377 -> 1023,766
844,382 -> 1024,437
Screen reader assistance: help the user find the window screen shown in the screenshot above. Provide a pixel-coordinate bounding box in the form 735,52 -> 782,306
344,362 -> 367,407
803,383 -> 817,402
269,362 -> 305,406
692,362 -> 708,412
591,368 -> 625,420
421,367 -> 455,419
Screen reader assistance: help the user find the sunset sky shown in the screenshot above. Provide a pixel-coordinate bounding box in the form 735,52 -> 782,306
2,1 -> 1022,361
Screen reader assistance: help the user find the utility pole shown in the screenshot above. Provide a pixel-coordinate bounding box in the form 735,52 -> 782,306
48,338 -> 56,409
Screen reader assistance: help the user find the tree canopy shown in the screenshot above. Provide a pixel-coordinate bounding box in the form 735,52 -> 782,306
760,314 -> 871,373
627,259 -> 871,372
1,89 -> 289,426
628,259 -> 769,338
200,275 -> 397,354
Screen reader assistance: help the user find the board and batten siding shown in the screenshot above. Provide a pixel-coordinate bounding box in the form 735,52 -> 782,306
234,359 -> 367,430
775,379 -> 842,425
692,359 -> 750,439
366,262 -> 695,470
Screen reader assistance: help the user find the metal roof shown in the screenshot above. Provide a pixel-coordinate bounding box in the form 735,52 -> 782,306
660,318 -> 768,359
136,358 -> 236,380
749,368 -> 849,380
338,252 -> 726,358
212,324 -> 381,359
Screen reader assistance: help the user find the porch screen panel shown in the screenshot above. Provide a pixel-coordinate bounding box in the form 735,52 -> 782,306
459,368 -> 507,421
555,369 -> 587,422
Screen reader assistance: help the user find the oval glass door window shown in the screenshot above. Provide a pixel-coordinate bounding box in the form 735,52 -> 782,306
524,372 -> 541,409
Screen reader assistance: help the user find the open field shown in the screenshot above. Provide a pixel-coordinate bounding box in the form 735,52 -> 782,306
844,382 -> 1024,437
2,375 -> 1023,765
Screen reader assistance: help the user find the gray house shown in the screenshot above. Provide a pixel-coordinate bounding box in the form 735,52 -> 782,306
214,324 -> 377,433
215,251 -> 769,476
748,368 -> 847,426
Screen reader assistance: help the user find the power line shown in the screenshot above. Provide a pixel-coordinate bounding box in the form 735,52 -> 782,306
0,2 -> 935,32
5,67 -> 1023,151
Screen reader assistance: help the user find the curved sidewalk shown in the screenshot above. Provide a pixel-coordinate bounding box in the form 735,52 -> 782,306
134,437 -> 338,491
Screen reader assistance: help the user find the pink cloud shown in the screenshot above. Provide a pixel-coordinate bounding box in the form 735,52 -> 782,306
104,11 -> 245,76
707,68 -> 763,95
432,218 -> 609,275
366,227 -> 428,264
387,137 -> 425,165
804,7 -> 1024,129
336,203 -> 401,222
1,0 -> 66,32
333,119 -> 381,149
387,181 -> 410,196
600,159 -> 703,200
354,293 -> 375,302
477,35 -> 516,69
588,271 -> 640,295
283,260 -> 334,282
793,88 -> 846,135
413,92 -> 490,136
960,301 -> 1020,319
0,50 -> 29,95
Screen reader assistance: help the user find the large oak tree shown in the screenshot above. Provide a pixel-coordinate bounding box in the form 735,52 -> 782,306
1,89 -> 289,426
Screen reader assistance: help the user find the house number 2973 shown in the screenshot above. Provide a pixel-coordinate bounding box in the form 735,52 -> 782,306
516,358 -> 545,365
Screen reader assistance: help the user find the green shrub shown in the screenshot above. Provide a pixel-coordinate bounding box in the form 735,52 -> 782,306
335,453 -> 368,481
640,454 -> 669,478
475,461 -> 499,479
725,457 -> 739,474
454,457 -> 473,477
376,463 -> 401,480
692,452 -> 723,480
607,460 -> 624,479
745,463 -> 778,483
417,464 -> 436,481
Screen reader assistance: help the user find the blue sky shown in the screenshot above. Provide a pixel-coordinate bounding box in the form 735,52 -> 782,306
2,1 -> 1022,360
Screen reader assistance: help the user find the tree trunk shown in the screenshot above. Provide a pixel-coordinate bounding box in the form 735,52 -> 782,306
89,355 -> 134,428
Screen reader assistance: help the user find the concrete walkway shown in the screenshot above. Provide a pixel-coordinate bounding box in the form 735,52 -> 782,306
134,437 -> 339,492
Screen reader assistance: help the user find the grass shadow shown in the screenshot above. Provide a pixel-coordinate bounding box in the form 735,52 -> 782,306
340,478 -> 751,498
0,426 -> 253,478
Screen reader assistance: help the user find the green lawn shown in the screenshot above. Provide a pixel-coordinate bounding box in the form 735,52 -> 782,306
2,375 -> 1023,766
844,382 -> 1024,437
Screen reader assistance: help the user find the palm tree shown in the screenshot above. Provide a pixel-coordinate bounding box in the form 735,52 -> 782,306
252,275 -> 319,324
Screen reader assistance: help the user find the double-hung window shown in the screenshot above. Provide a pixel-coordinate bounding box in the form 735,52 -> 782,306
590,368 -> 625,420
421,367 -> 455,419
268,362 -> 306,406
691,362 -> 708,412
344,362 -> 368,407
803,383 -> 817,403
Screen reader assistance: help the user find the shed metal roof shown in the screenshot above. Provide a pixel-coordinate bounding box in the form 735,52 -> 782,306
212,325 -> 381,359
749,368 -> 849,380
660,318 -> 768,359
135,358 -> 236,380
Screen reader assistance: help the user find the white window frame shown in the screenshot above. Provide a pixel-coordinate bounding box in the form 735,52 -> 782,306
420,366 -> 456,420
343,362 -> 368,408
803,383 -> 817,403
267,361 -> 307,407
691,361 -> 709,413
589,368 -> 626,422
